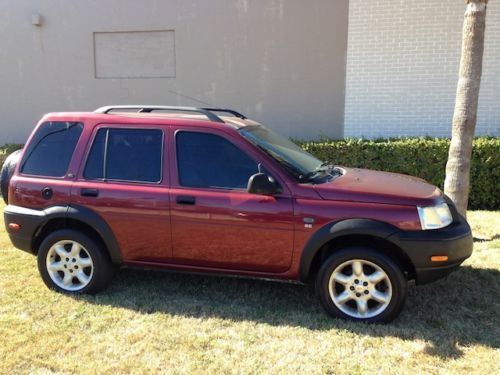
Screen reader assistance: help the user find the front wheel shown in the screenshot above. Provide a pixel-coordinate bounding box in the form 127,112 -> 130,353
316,247 -> 407,323
37,229 -> 114,294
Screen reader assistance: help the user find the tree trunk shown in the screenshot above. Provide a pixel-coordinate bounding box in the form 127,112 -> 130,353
444,0 -> 488,217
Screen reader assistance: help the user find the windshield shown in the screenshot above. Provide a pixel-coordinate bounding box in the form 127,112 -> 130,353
240,125 -> 326,182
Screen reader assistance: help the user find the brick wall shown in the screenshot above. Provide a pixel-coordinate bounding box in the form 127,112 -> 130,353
344,0 -> 500,138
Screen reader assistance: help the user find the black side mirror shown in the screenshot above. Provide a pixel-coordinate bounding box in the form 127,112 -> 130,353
247,173 -> 281,195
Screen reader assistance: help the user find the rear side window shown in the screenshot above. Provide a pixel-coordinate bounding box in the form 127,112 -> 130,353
84,128 -> 163,183
21,122 -> 84,177
176,131 -> 258,189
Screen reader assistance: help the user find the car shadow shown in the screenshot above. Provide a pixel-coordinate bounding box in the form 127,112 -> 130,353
75,265 -> 499,359
473,234 -> 500,242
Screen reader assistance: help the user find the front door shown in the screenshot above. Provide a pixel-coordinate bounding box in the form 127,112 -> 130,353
169,128 -> 294,273
71,125 -> 171,262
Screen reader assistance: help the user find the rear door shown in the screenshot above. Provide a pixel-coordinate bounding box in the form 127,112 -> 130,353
71,124 -> 172,263
169,127 -> 295,273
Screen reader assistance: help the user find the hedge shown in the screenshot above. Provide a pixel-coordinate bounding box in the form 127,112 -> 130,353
1,138 -> 499,209
297,137 -> 499,210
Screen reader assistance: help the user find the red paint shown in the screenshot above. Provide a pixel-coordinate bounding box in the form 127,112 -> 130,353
8,111 -> 440,282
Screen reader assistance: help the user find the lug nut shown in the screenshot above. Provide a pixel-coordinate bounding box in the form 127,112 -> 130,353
354,279 -> 359,284
364,290 -> 369,295
363,282 -> 368,286
350,286 -> 355,291
356,293 -> 361,297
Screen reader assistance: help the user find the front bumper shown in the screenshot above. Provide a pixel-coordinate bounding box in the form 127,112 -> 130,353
388,215 -> 473,284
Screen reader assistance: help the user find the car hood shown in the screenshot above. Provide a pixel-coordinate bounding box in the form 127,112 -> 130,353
313,167 -> 442,206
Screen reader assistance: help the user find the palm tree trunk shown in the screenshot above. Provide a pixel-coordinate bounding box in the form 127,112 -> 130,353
444,0 -> 488,217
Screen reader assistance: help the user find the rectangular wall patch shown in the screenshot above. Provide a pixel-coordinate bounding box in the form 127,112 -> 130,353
94,30 -> 175,79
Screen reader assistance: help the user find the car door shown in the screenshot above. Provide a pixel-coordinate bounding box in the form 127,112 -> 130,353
71,124 -> 172,263
169,127 -> 294,273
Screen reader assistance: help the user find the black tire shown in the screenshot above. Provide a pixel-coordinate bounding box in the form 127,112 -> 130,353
37,229 -> 114,294
315,247 -> 407,323
0,149 -> 22,204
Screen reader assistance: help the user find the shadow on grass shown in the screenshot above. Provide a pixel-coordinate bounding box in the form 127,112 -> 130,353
76,265 -> 499,359
473,234 -> 500,242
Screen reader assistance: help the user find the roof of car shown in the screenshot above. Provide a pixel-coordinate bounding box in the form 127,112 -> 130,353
40,106 -> 262,130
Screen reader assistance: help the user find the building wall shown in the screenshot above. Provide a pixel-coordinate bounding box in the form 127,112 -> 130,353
0,0 -> 349,144
345,0 -> 500,138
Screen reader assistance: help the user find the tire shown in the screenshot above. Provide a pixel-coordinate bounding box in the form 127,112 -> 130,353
37,229 -> 114,294
315,247 -> 407,323
0,149 -> 22,204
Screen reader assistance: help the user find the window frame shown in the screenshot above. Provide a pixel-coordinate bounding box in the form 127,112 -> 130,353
82,125 -> 165,185
174,129 -> 261,191
19,121 -> 84,179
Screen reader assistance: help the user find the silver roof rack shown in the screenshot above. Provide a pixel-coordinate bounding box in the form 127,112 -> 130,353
94,105 -> 247,123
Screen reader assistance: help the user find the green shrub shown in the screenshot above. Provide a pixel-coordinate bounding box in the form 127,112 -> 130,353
297,137 -> 499,210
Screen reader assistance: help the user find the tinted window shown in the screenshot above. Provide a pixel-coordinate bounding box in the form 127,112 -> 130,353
177,132 -> 258,189
84,128 -> 163,183
21,122 -> 83,177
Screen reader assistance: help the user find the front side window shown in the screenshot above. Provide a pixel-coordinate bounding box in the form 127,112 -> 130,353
21,122 -> 84,177
84,128 -> 163,183
176,131 -> 258,189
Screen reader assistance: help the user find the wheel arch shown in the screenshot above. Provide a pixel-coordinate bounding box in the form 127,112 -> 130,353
33,205 -> 122,264
299,219 -> 416,283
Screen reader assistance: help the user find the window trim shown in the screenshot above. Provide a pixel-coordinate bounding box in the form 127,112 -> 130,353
19,121 -> 84,179
82,126 -> 165,185
175,130 -> 261,191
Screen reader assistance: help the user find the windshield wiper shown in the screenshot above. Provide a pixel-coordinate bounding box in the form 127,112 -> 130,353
299,162 -> 332,182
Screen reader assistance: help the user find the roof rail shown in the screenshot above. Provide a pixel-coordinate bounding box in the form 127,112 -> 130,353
201,108 -> 247,119
94,105 -> 225,123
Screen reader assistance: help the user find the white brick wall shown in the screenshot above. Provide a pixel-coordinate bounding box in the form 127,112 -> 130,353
344,0 -> 500,138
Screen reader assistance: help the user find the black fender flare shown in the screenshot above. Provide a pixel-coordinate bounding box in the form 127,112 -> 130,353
298,219 -> 401,282
32,205 -> 121,263
65,204 -> 122,264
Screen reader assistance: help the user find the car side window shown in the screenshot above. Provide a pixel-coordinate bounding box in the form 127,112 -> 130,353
84,128 -> 163,183
176,131 -> 258,189
21,122 -> 84,177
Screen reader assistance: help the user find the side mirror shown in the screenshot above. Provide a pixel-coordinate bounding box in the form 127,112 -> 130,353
247,173 -> 281,195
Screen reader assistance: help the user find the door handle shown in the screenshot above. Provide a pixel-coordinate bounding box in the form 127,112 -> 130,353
80,188 -> 99,197
176,195 -> 196,205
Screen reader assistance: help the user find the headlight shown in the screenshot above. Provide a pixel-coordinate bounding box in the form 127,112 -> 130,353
417,202 -> 453,230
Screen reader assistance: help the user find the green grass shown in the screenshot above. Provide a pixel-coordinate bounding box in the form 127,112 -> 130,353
0,203 -> 499,374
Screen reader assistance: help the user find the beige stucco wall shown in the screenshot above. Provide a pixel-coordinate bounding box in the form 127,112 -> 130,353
0,0 -> 349,143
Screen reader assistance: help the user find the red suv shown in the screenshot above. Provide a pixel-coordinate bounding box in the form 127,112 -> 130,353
2,106 -> 473,323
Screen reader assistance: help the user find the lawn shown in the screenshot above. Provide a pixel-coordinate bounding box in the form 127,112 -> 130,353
0,202 -> 498,374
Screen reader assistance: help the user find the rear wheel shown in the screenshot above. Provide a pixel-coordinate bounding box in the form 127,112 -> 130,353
37,229 -> 114,294
316,247 -> 407,323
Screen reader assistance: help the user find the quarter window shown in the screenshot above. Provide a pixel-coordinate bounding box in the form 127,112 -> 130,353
176,131 -> 258,189
84,128 -> 163,183
21,122 -> 83,177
